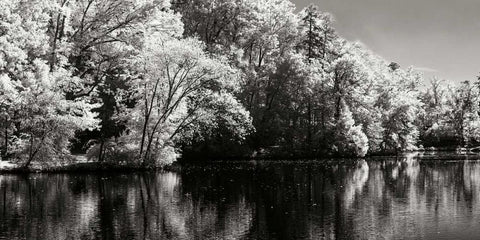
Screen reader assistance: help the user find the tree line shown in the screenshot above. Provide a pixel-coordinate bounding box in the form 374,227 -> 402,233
0,0 -> 478,167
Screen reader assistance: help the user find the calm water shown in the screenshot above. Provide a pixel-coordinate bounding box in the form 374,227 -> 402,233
2,153 -> 480,239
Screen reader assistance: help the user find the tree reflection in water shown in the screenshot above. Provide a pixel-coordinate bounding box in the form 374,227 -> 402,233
2,156 -> 480,239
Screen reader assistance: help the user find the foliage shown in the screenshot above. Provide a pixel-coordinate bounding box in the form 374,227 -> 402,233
331,101 -> 369,157
122,34 -> 252,166
0,0 -> 98,167
3,0 -> 480,168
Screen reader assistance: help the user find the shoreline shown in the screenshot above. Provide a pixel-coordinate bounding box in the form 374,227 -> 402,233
1,150 -> 478,174
0,161 -> 185,174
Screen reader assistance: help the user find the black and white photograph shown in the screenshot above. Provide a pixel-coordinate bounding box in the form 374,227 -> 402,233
1,0 -> 480,239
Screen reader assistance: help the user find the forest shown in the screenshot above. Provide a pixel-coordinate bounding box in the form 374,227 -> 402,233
0,0 -> 479,168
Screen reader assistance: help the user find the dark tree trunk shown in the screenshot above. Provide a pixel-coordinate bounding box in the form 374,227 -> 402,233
98,139 -> 105,162
2,116 -> 7,158
307,100 -> 312,152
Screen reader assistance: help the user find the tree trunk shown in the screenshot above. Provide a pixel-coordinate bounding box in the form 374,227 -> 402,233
24,135 -> 35,168
307,100 -> 312,153
140,112 -> 149,156
98,140 -> 105,162
2,116 -> 7,158
24,131 -> 48,168
335,96 -> 342,121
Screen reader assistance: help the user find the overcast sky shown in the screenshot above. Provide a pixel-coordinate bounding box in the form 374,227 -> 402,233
292,0 -> 480,83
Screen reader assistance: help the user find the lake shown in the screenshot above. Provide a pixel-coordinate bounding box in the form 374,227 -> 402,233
2,153 -> 480,239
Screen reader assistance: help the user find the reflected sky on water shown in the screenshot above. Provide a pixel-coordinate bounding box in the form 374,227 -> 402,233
2,153 -> 480,239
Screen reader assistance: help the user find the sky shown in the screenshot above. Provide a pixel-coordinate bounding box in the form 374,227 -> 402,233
292,0 -> 480,83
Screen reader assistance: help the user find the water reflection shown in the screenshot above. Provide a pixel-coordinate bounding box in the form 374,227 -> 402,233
2,156 -> 480,239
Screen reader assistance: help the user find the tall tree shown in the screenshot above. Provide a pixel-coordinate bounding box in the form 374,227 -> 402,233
123,34 -> 251,165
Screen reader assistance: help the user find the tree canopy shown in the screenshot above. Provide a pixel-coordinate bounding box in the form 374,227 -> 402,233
1,0 -> 478,167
